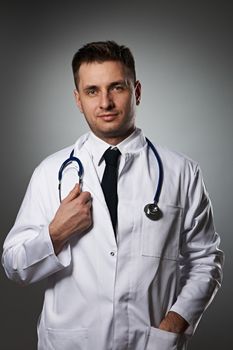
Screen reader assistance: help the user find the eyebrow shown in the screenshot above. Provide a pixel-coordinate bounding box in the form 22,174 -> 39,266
83,80 -> 129,91
109,80 -> 129,88
83,85 -> 98,92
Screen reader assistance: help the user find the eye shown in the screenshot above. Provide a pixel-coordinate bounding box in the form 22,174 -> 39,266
111,83 -> 126,92
86,88 -> 98,96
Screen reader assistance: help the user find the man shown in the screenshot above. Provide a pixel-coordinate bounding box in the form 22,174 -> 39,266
2,41 -> 223,350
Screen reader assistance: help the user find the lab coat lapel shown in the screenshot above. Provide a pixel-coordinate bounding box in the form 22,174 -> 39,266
81,146 -> 107,208
75,138 -> 117,245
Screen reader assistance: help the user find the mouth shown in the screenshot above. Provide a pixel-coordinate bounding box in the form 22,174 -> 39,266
97,113 -> 118,121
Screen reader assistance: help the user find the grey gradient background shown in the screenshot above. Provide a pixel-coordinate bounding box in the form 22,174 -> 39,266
0,1 -> 232,349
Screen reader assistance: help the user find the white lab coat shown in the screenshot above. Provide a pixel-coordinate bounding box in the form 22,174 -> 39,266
2,130 -> 223,350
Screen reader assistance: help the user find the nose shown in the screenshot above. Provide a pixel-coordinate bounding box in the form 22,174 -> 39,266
99,91 -> 114,110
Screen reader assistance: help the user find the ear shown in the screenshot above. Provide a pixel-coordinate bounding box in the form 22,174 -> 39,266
74,89 -> 84,113
134,80 -> 141,106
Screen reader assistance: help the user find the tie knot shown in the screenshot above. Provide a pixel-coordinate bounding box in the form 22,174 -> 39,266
103,147 -> 121,167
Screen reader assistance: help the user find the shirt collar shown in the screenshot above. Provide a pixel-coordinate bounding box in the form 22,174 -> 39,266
83,128 -> 147,167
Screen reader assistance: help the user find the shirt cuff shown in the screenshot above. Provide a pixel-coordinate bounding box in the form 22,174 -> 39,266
23,226 -> 71,273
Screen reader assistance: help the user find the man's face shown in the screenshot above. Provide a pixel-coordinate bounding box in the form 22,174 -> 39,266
74,61 -> 141,144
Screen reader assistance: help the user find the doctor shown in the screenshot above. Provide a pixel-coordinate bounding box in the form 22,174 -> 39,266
2,41 -> 223,350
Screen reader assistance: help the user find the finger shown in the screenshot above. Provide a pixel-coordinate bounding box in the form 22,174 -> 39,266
62,183 -> 81,203
78,191 -> 92,205
85,199 -> 92,209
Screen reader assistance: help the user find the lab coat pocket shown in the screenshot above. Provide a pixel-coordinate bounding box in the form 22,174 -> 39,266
46,328 -> 88,350
146,327 -> 180,350
142,205 -> 182,259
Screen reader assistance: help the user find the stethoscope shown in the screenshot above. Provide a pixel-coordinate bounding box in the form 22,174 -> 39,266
58,138 -> 163,221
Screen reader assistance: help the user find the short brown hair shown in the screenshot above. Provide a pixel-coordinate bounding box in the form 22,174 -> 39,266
72,40 -> 136,88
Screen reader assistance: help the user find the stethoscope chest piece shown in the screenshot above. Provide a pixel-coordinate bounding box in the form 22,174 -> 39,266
144,203 -> 162,221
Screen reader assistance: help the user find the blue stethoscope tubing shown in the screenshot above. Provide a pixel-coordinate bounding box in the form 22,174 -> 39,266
58,138 -> 164,220
145,138 -> 163,206
58,149 -> 84,203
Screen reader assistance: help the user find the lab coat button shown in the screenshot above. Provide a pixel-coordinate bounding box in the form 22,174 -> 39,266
110,251 -> 116,256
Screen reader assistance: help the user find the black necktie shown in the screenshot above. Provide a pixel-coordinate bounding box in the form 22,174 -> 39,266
101,147 -> 121,234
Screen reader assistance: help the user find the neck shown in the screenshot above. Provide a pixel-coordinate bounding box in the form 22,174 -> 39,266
94,127 -> 136,146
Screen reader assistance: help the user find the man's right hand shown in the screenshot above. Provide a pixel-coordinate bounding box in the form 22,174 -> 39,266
49,184 -> 92,255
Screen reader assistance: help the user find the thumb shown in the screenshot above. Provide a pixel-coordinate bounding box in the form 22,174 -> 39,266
62,183 -> 81,203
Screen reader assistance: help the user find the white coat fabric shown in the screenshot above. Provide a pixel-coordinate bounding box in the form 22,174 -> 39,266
2,129 -> 223,350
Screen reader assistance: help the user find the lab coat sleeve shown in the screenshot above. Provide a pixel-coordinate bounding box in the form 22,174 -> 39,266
170,162 -> 224,334
2,164 -> 71,285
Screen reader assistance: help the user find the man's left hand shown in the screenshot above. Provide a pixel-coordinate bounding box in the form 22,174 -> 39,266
159,311 -> 189,334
